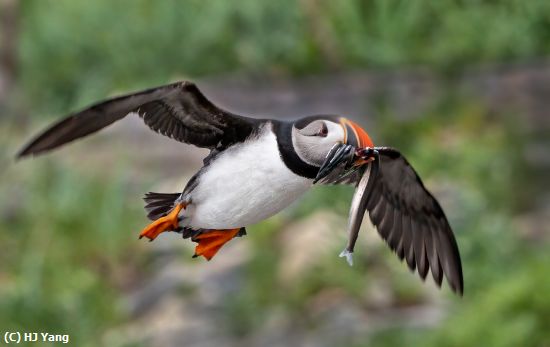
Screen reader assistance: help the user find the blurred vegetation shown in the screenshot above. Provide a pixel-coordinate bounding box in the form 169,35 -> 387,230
1,1 -> 549,346
16,0 -> 550,115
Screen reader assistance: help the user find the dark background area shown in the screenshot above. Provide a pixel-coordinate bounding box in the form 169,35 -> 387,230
1,1 -> 549,346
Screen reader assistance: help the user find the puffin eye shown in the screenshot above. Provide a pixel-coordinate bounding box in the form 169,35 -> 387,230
298,121 -> 329,137
317,122 -> 328,137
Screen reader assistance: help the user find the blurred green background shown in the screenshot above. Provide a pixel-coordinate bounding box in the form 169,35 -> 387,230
1,1 -> 549,346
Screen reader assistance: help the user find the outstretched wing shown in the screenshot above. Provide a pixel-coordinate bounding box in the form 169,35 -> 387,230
323,147 -> 463,295
17,81 -> 259,158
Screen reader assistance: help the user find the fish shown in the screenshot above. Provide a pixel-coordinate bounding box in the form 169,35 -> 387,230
339,155 -> 379,266
313,143 -> 355,184
315,144 -> 380,266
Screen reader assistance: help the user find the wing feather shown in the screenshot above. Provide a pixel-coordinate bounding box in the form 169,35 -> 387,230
324,146 -> 463,294
18,81 -> 258,158
372,148 -> 462,293
403,215 -> 416,271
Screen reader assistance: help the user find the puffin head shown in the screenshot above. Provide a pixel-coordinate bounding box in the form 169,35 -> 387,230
291,116 -> 374,167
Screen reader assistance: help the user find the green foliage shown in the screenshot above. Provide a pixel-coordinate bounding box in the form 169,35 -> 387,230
431,253 -> 550,347
0,160 -> 144,347
19,0 -> 316,115
369,253 -> 550,347
18,0 -> 550,115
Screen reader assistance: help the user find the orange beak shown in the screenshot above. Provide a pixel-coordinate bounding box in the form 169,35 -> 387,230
339,118 -> 374,148
339,118 -> 375,166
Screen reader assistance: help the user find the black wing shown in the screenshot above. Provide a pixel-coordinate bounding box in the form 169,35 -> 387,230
17,81 -> 258,158
323,147 -> 463,295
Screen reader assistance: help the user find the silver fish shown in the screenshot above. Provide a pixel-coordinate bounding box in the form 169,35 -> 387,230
315,144 -> 380,266
339,149 -> 379,266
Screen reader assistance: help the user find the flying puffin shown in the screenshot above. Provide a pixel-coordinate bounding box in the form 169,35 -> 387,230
17,81 -> 463,295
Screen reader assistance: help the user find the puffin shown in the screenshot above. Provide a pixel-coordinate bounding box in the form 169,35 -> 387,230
17,81 -> 463,295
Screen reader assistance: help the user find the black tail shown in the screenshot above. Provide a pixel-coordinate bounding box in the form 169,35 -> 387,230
184,227 -> 247,240
143,192 -> 181,220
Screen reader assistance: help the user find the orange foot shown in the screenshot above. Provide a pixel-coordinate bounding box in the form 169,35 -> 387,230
192,228 -> 241,261
139,202 -> 186,241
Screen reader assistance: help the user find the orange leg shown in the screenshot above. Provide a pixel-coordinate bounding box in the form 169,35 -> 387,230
139,202 -> 186,241
192,228 -> 241,261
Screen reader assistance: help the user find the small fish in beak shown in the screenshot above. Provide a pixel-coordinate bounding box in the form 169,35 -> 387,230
314,118 -> 381,266
313,143 -> 355,184
340,148 -> 379,266
315,142 -> 380,266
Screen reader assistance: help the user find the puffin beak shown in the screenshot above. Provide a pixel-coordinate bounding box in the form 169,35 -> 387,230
339,118 -> 374,149
314,118 -> 376,183
339,118 -> 375,166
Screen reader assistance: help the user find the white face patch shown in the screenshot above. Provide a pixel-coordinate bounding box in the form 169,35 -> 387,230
325,121 -> 346,143
292,120 -> 345,166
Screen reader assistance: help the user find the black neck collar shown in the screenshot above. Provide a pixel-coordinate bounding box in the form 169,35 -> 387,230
272,120 -> 319,179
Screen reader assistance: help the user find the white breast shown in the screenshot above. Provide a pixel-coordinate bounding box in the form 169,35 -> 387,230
183,124 -> 313,229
